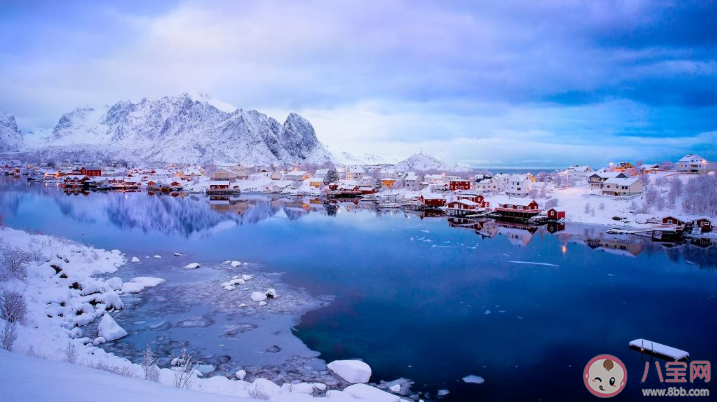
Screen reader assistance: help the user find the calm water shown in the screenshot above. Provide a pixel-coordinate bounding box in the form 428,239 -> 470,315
2,178 -> 716,401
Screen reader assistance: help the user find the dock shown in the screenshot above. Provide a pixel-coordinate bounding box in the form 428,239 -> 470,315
629,339 -> 689,360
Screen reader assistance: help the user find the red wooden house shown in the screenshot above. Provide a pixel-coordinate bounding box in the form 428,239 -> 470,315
457,193 -> 490,208
419,195 -> 446,208
662,216 -> 684,225
694,218 -> 712,233
546,208 -> 566,221
449,179 -> 471,191
80,167 -> 102,177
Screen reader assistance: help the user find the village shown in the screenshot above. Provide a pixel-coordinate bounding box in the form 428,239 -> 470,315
1,153 -> 715,246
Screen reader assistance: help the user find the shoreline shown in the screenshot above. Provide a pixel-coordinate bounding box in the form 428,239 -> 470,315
0,226 -> 415,402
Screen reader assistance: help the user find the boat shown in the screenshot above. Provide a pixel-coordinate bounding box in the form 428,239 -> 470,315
629,339 -> 689,361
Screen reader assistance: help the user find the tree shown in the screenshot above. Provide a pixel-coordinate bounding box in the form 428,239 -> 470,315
0,321 -> 17,351
659,161 -> 675,171
374,177 -> 383,192
324,169 -> 339,185
667,177 -> 683,208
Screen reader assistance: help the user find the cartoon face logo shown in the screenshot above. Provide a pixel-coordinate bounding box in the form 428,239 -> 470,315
584,354 -> 627,398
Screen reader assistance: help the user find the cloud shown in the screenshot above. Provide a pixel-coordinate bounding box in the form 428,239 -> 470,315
0,0 -> 716,166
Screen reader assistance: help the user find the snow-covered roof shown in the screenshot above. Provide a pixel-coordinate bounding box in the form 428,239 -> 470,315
449,199 -> 479,206
348,166 -> 365,173
604,177 -> 639,185
678,154 -> 706,163
209,180 -> 230,185
491,195 -> 536,206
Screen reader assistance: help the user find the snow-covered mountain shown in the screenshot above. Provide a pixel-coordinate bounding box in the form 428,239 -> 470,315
0,113 -> 23,151
394,153 -> 472,172
333,150 -> 396,165
12,93 -> 332,165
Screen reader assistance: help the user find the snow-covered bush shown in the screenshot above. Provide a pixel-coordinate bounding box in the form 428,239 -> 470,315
0,245 -> 32,280
172,349 -> 196,389
1,321 -> 17,351
0,289 -> 27,324
142,344 -> 160,383
65,342 -> 78,363
248,383 -> 271,400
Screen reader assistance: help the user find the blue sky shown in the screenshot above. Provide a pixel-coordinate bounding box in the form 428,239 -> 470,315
1,0 -> 716,167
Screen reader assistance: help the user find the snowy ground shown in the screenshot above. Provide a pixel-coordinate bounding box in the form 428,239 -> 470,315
0,227 -> 410,402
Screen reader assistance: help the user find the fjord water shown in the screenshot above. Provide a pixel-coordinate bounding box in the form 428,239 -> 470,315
2,179 -> 716,401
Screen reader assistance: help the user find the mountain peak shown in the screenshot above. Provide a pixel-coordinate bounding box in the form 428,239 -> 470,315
0,112 -> 23,151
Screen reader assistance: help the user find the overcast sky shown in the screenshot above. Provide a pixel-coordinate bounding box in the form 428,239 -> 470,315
1,0 -> 716,167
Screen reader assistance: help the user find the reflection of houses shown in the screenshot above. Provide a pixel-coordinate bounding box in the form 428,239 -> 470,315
497,222 -> 537,247
586,237 -> 642,257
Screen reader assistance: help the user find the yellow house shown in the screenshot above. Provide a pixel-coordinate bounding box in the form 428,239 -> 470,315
381,178 -> 396,189
309,178 -> 323,188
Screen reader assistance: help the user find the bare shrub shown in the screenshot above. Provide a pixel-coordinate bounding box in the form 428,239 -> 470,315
172,349 -> 196,389
0,289 -> 27,324
89,360 -> 139,378
0,245 -> 32,280
142,344 -> 160,383
1,321 -> 18,351
248,383 -> 271,400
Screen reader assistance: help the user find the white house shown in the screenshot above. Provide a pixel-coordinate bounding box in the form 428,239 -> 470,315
474,177 -> 499,193
493,173 -> 511,191
506,174 -> 533,197
588,171 -> 627,189
566,165 -> 593,184
345,166 -> 365,181
314,168 -> 329,179
285,170 -> 311,182
404,172 -> 421,191
676,154 -> 707,173
601,177 -> 644,196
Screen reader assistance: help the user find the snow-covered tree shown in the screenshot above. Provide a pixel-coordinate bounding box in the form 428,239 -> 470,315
544,198 -> 559,209
374,177 -> 383,192
324,169 -> 339,185
683,175 -> 717,217
0,245 -> 32,280
1,321 -> 17,351
142,344 -> 160,382
0,290 -> 27,324
667,177 -> 683,208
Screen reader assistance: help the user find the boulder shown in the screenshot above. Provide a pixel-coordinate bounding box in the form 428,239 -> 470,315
97,314 -> 127,341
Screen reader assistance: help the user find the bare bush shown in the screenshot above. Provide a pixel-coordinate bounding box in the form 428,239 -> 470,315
0,245 -> 32,280
172,349 -> 196,389
142,344 -> 160,383
0,289 -> 27,324
1,321 -> 18,351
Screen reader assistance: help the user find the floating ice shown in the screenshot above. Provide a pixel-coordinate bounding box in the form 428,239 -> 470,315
251,291 -> 267,302
184,263 -> 201,269
131,257 -> 140,263
231,261 -> 242,267
153,255 -> 162,259
462,375 -> 485,384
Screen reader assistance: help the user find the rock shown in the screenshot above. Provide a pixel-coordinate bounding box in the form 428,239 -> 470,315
97,314 -> 127,341
389,384 -> 401,393
131,257 -> 140,263
327,360 -> 372,384
265,288 -> 278,298
231,261 -> 242,267
265,345 -> 281,353
184,263 -> 201,269
344,384 -> 400,402
251,291 -> 267,302
235,369 -> 247,380
313,383 -> 327,391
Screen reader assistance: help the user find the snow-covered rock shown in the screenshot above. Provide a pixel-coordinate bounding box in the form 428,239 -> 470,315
97,314 -> 128,341
153,255 -> 161,259
235,369 -> 246,380
343,384 -> 400,402
250,378 -> 281,399
251,291 -> 267,302
105,277 -> 123,290
131,256 -> 140,263
389,384 -> 401,393
184,263 -> 201,269
231,260 -> 242,267
266,288 -> 278,298
327,360 -> 372,384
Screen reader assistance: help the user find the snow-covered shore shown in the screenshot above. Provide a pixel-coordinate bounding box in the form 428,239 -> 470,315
0,227 -> 408,402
